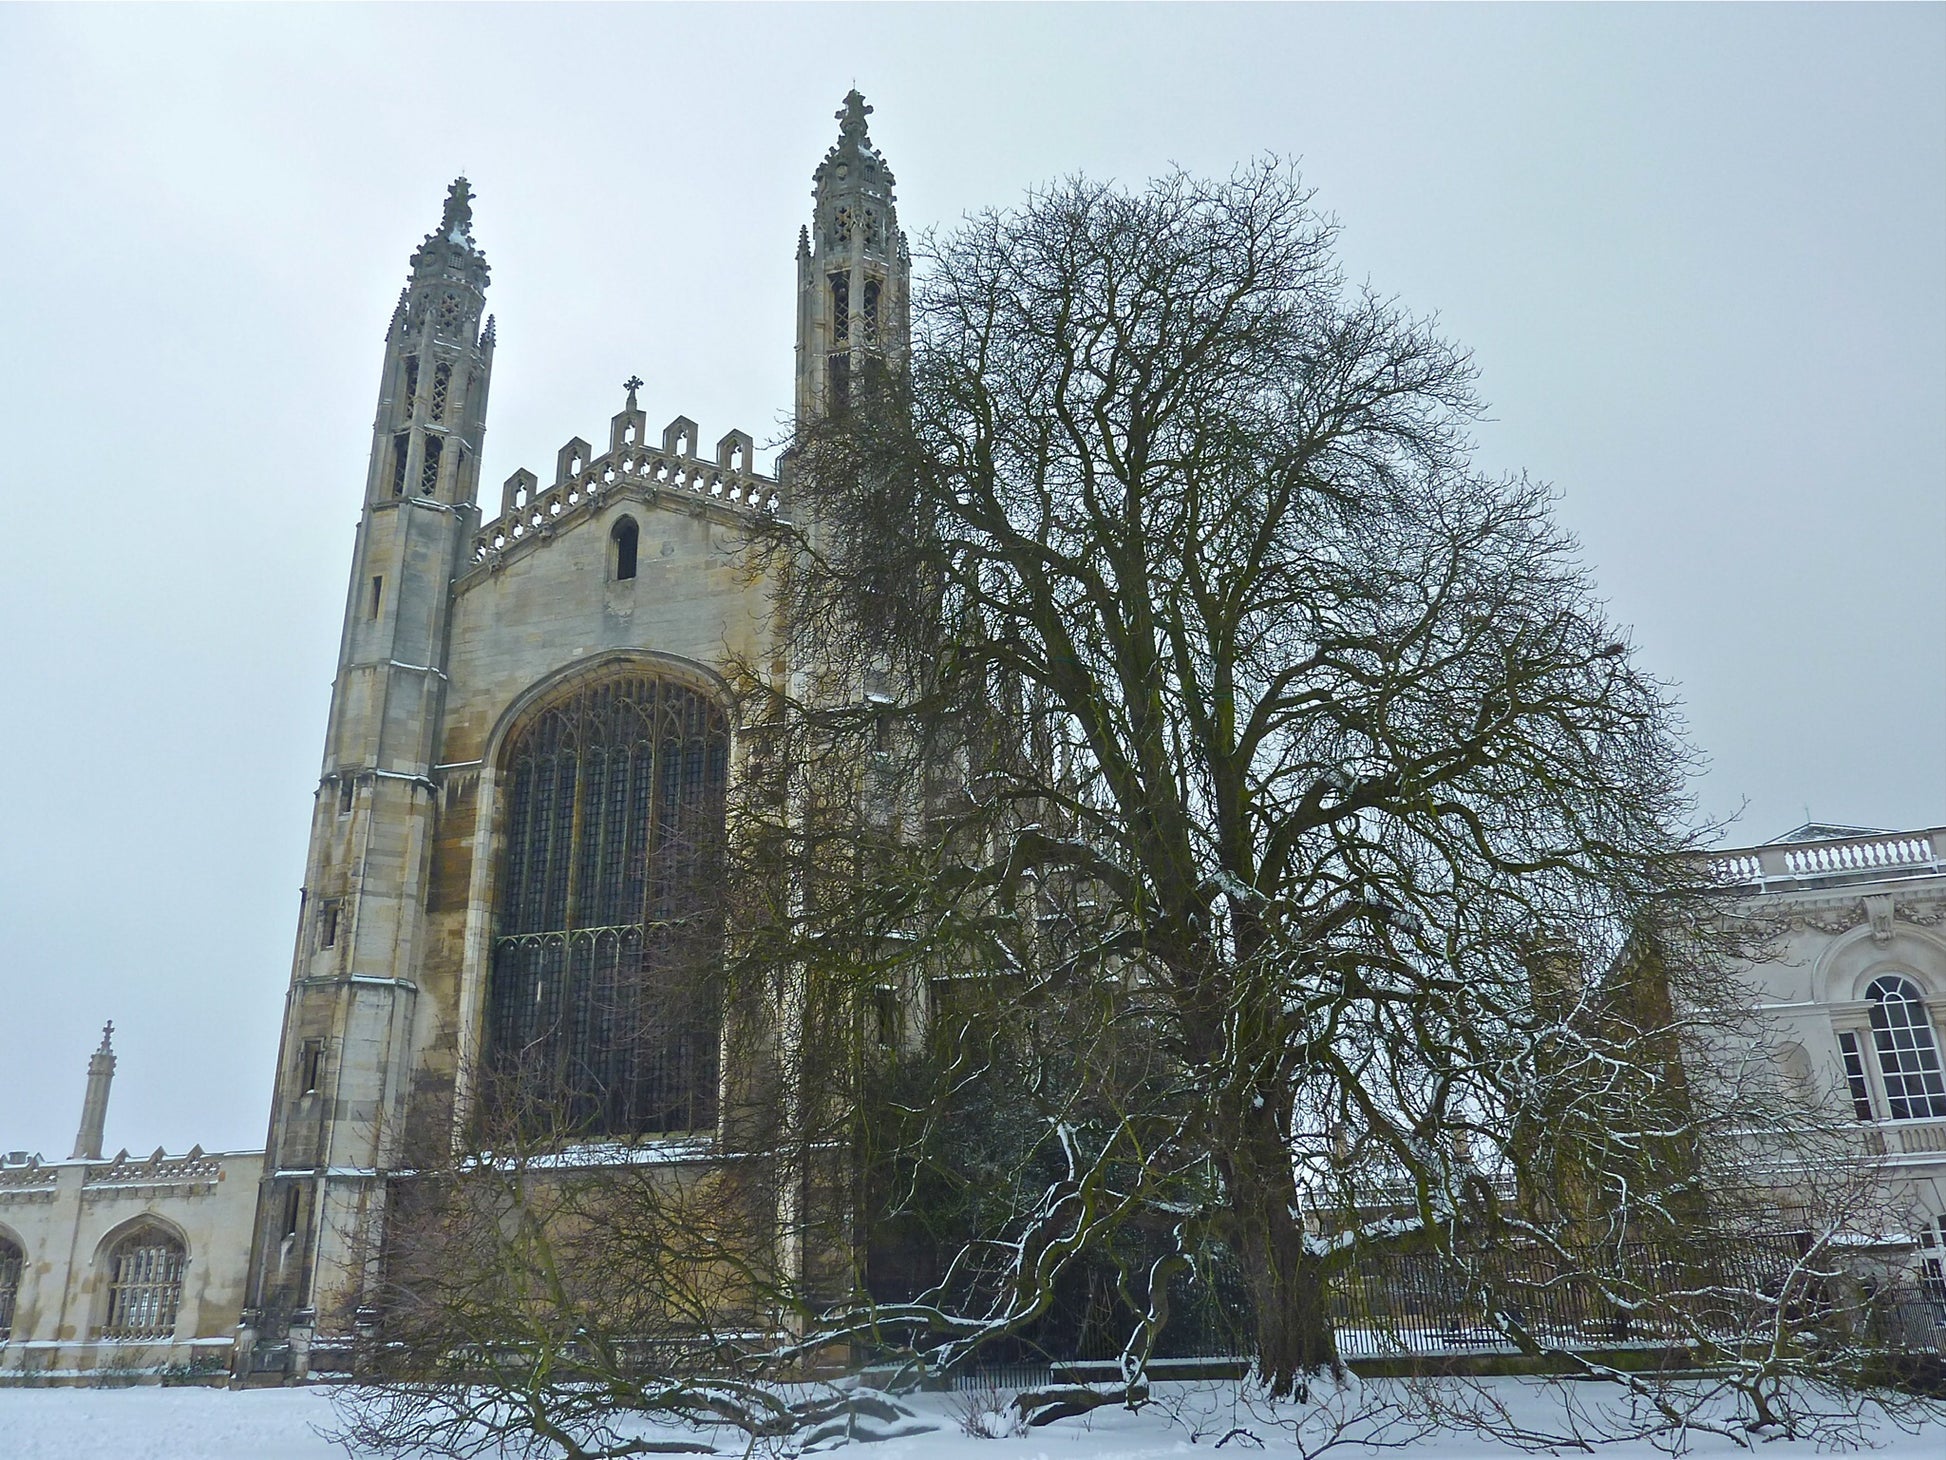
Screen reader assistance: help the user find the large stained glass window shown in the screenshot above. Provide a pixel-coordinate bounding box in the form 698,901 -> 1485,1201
486,671 -> 728,1136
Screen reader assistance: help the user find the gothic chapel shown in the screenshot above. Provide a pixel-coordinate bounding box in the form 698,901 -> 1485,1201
240,92 -> 908,1379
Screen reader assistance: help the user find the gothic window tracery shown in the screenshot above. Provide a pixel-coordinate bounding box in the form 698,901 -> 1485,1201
830,273 -> 850,343
1867,975 -> 1946,1120
862,279 -> 880,344
430,361 -> 451,421
0,1234 -> 20,1341
485,672 -> 727,1136
420,434 -> 443,495
829,206 -> 854,247
100,1227 -> 185,1341
435,291 -> 464,332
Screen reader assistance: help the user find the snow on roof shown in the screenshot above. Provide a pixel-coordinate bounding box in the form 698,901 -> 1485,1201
1763,821 -> 1896,846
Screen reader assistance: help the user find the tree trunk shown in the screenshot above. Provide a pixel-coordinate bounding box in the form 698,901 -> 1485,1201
1222,1101 -> 1339,1396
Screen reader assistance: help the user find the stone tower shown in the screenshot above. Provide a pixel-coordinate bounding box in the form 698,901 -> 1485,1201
242,180 -> 494,1354
795,90 -> 911,426
236,97 -> 907,1381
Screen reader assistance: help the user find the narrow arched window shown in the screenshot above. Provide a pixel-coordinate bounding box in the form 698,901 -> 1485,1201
1867,975 -> 1946,1121
830,272 -> 850,342
611,517 -> 639,582
862,278 -> 881,344
0,1233 -> 22,1340
486,672 -> 728,1136
101,1227 -> 185,1340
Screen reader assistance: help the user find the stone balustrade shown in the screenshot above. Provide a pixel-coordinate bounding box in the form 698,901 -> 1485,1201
1709,828 -> 1944,892
1887,1118 -> 1946,1157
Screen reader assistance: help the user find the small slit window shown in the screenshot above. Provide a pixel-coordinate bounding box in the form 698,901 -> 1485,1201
873,986 -> 899,1050
370,576 -> 383,619
338,778 -> 354,816
299,1040 -> 325,1095
318,900 -> 340,951
612,517 -> 639,581
281,1185 -> 302,1239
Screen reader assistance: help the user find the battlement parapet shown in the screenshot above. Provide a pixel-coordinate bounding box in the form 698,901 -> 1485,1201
472,411 -> 778,571
0,1156 -> 57,1199
81,1146 -> 225,1196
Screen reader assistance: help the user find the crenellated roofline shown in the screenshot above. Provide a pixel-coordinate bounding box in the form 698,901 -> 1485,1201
465,402 -> 779,583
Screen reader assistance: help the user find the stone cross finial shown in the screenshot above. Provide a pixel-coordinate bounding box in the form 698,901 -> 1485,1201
99,1020 -> 114,1052
836,89 -> 872,139
623,375 -> 643,409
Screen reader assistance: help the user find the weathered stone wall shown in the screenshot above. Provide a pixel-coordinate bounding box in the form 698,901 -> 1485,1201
407,486 -> 772,1145
0,1149 -> 261,1383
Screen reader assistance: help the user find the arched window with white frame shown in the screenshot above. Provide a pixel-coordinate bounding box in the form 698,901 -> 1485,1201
1866,975 -> 1946,1121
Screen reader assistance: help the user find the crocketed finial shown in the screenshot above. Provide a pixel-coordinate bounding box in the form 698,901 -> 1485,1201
836,89 -> 872,140
441,177 -> 475,243
409,176 -> 491,292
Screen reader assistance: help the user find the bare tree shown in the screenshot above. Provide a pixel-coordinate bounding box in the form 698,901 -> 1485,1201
337,161 -> 1941,1454
740,161 -> 1783,1401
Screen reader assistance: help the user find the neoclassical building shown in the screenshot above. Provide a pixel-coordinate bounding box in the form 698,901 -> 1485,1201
236,91 -> 908,1380
1706,822 -> 1946,1292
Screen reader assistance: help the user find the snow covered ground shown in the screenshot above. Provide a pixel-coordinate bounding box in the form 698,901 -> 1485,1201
0,1379 -> 1941,1460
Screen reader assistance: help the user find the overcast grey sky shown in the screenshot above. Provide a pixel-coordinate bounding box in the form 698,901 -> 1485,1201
1,5 -> 1940,1160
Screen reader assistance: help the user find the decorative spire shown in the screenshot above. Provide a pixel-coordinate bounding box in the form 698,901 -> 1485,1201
408,176 -> 491,293
440,176 -> 475,244
70,1021 -> 117,1162
813,87 -> 895,197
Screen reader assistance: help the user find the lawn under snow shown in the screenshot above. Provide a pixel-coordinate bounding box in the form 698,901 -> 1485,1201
1,1379 -> 1941,1460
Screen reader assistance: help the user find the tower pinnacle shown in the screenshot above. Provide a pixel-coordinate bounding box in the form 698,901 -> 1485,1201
797,90 -> 909,425
408,176 -> 490,293
836,88 -> 871,139
70,1021 -> 116,1162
